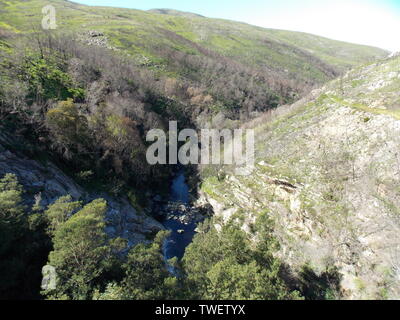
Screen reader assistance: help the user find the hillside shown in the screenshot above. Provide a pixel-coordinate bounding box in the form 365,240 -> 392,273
0,0 -> 397,301
0,0 -> 388,121
0,1 -> 387,72
148,8 -> 205,18
198,55 -> 400,299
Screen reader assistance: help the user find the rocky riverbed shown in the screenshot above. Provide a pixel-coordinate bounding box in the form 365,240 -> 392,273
157,171 -> 207,261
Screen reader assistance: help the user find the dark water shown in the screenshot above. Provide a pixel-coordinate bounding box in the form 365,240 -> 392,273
162,171 -> 197,261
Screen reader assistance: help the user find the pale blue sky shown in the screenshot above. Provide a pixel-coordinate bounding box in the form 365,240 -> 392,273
72,0 -> 400,51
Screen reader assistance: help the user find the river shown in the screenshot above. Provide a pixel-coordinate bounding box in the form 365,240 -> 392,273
162,170 -> 198,262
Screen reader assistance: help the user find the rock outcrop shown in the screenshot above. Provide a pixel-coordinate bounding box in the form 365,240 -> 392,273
199,55 -> 400,299
0,135 -> 163,247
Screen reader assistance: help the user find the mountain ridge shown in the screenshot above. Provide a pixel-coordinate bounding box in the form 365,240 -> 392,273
148,8 -> 206,18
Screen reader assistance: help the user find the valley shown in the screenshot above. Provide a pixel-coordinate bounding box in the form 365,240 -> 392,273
0,0 -> 398,301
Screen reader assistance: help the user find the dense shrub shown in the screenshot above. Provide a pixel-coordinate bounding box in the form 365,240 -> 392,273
182,216 -> 302,300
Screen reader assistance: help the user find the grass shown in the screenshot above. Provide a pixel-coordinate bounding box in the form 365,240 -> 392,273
330,95 -> 400,120
0,0 -> 388,85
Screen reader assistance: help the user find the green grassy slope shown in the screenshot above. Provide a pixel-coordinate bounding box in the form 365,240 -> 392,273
263,29 -> 388,71
0,0 -> 388,87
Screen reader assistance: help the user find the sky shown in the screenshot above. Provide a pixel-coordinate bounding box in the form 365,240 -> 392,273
72,0 -> 400,52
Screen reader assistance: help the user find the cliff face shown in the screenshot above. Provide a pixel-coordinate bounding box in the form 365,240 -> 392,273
0,133 -> 164,247
199,56 -> 400,299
